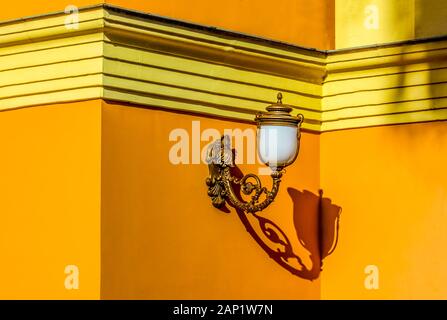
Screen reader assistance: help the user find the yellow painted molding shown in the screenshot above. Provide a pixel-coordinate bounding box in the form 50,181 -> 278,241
0,4 -> 323,131
0,7 -> 105,47
326,41 -> 447,74
323,38 -> 447,131
1,4 -> 447,132
321,108 -> 447,132
102,19 -> 326,85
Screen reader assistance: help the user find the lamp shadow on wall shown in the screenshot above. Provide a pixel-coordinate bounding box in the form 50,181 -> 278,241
287,188 -> 341,280
222,164 -> 341,281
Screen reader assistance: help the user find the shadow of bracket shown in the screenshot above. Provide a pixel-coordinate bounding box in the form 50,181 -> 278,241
227,166 -> 341,280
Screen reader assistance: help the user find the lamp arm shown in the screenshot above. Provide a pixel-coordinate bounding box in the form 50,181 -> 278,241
205,135 -> 283,213
222,167 -> 283,213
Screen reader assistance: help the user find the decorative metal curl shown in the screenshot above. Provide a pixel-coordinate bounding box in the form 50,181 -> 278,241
205,135 -> 283,213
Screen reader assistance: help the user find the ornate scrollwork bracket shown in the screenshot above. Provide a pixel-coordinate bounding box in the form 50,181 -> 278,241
205,135 -> 283,214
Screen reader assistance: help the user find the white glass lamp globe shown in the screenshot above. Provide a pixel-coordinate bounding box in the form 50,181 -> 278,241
255,93 -> 303,169
257,125 -> 299,168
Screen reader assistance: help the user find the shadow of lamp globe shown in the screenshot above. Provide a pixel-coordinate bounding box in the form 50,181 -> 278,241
205,93 -> 304,213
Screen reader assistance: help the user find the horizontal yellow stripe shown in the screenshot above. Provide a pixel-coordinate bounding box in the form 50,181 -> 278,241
321,108 -> 447,132
0,33 -> 103,58
0,41 -> 102,72
102,74 -> 320,121
0,74 -> 102,100
0,19 -> 103,48
325,59 -> 447,83
324,66 -> 447,96
323,96 -> 447,122
0,58 -> 102,88
324,82 -> 447,110
0,87 -> 102,111
102,88 -> 321,132
327,39 -> 447,64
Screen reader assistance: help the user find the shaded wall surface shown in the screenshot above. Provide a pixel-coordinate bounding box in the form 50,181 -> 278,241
320,121 -> 447,299
336,0 -> 447,48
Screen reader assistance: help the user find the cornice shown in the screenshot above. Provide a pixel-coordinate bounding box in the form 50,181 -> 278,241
1,4 -> 447,132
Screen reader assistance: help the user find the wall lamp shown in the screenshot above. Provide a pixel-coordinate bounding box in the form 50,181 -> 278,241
206,93 -> 304,213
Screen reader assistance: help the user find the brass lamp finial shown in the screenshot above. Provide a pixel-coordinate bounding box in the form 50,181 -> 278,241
277,92 -> 283,104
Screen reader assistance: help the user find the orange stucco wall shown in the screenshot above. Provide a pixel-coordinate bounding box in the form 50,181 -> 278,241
0,0 -> 335,50
0,101 -> 101,299
107,0 -> 335,49
320,121 -> 447,299
0,0 -> 100,21
0,99 -> 322,299
2,99 -> 446,299
100,100 -> 322,299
